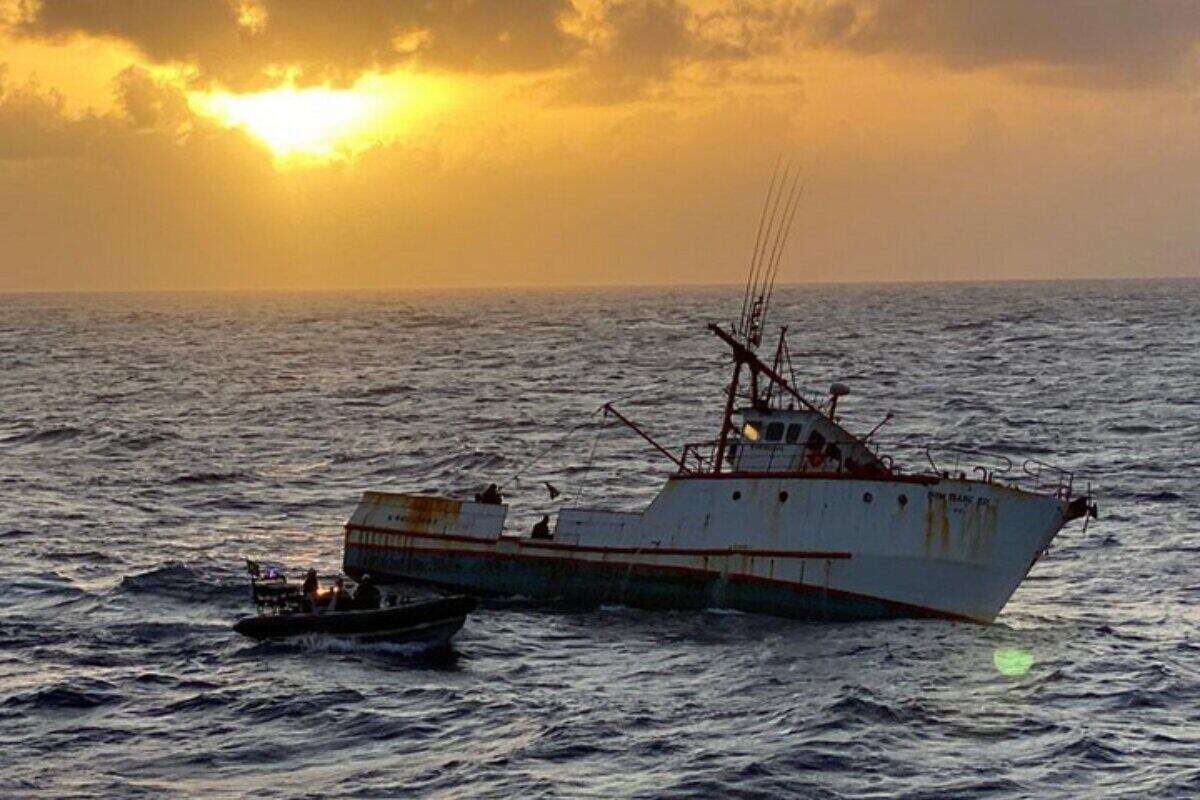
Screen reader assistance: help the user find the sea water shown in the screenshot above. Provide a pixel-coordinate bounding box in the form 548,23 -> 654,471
1,281 -> 1197,798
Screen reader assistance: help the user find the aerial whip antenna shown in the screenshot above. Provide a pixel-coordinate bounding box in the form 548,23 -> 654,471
740,160 -> 802,350
761,177 -> 804,317
739,157 -> 782,335
742,162 -> 791,347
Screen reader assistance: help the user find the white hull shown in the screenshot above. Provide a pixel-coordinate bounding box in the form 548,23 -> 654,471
343,472 -> 1072,623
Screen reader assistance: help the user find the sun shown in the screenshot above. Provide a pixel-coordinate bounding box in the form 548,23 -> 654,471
191,85 -> 380,162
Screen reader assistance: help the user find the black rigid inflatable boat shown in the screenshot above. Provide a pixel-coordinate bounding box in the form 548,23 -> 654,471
233,595 -> 477,646
233,560 -> 475,649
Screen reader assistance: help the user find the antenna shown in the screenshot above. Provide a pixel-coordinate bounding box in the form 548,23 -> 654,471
738,156 -> 781,335
739,159 -> 803,351
761,178 -> 803,318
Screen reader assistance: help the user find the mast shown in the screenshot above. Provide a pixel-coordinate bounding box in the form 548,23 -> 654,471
709,323 -> 893,473
716,162 -> 805,470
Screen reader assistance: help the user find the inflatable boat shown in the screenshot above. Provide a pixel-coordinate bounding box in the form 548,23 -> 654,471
233,560 -> 475,647
233,595 -> 476,646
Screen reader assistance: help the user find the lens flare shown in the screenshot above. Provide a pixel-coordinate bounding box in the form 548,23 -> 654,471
993,647 -> 1034,677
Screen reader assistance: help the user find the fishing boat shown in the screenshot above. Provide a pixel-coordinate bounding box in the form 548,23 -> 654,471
233,562 -> 475,646
343,168 -> 1097,624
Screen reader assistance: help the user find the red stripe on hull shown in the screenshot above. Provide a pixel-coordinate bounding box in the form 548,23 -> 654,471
345,524 -> 850,560
669,471 -> 939,486
345,525 -> 498,546
344,538 -> 983,625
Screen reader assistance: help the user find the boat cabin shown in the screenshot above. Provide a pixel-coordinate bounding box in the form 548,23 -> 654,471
726,407 -> 884,475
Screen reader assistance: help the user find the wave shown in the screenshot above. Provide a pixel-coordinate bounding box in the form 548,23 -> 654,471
1134,491 -> 1184,503
1108,424 -> 1162,435
286,635 -> 458,660
942,320 -> 993,332
823,694 -> 927,726
2,680 -> 120,713
168,470 -> 249,485
354,383 -> 413,398
1,426 -> 85,446
99,431 -> 177,454
117,563 -> 242,604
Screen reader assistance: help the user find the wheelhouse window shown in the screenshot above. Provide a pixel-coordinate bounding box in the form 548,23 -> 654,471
765,422 -> 785,442
785,423 -> 802,444
741,420 -> 761,441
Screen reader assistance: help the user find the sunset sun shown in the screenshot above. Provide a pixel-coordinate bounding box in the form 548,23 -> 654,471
193,86 -> 378,161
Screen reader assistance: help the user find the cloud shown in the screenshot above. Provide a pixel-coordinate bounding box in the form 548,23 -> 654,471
10,0 -> 754,103
0,64 -> 245,159
0,68 -> 103,159
770,0 -> 1200,88
10,0 -> 584,89
12,1 -> 1196,104
551,0 -> 751,104
113,65 -> 193,130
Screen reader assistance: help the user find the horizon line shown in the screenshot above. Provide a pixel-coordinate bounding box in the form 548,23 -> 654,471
1,273 -> 1197,296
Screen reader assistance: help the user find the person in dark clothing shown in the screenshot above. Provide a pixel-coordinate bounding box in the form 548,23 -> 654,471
477,483 -> 503,504
301,568 -> 320,612
302,569 -> 319,595
331,576 -> 353,611
353,574 -> 381,610
531,514 -> 552,540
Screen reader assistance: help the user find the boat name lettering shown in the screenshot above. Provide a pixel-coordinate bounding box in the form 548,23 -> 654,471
930,491 -> 992,507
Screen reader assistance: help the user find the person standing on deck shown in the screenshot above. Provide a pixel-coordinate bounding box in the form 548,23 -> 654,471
531,515 -> 552,540
353,574 -> 381,610
301,568 -> 320,612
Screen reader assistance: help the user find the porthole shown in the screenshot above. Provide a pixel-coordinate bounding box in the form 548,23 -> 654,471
898,494 -> 908,507
863,492 -> 873,503
779,491 -> 789,503
732,491 -> 742,501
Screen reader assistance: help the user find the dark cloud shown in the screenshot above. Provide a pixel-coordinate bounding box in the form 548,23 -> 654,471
772,0 -> 1200,88
6,0 -> 1200,96
555,0 -> 748,104
0,69 -> 102,159
0,65 -> 239,159
113,65 -> 192,129
11,0 -> 583,89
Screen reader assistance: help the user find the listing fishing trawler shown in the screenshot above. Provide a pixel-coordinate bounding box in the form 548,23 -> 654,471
343,168 -> 1097,624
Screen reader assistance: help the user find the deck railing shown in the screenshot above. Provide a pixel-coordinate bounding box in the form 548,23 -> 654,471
676,438 -> 1076,499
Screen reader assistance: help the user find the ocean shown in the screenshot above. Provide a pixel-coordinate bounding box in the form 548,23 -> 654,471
1,280 -> 1197,799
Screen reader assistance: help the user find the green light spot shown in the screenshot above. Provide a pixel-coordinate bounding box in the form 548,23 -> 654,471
993,647 -> 1034,677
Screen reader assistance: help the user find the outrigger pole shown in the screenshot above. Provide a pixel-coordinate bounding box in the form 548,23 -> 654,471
602,402 -> 687,471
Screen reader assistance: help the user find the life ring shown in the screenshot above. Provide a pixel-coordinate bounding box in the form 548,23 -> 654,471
806,450 -> 826,469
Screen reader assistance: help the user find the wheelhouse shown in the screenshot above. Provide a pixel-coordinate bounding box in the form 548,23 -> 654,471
727,407 -> 884,474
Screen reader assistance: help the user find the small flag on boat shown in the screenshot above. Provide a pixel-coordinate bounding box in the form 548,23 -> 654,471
545,482 -> 560,500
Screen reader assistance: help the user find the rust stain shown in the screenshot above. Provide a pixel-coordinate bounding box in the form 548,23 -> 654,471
925,492 -> 950,553
378,495 -> 463,533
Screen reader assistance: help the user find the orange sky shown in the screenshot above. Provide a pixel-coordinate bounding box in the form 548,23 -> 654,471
1,0 -> 1197,291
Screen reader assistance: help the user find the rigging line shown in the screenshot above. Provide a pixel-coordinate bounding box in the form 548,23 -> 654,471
498,407 -> 604,490
571,416 -> 607,506
740,158 -> 781,331
763,178 -> 805,315
739,157 -> 783,333
767,178 -> 803,309
760,169 -> 801,313
748,161 -> 787,303
748,161 -> 791,339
